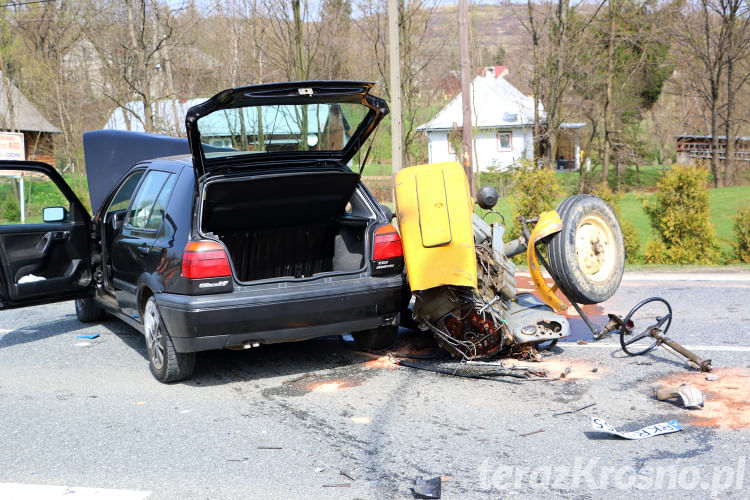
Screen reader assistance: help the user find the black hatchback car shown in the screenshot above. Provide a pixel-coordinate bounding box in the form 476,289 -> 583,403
0,81 -> 405,382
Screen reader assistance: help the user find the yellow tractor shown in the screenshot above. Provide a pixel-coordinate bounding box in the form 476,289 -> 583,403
394,161 -> 626,360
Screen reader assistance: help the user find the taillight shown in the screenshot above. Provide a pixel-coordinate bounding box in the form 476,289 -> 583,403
373,224 -> 403,260
182,240 -> 231,279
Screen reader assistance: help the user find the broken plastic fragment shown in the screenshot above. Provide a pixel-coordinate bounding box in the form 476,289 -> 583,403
414,476 -> 441,499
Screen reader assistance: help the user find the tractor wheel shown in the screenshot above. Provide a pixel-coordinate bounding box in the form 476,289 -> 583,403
547,195 -> 625,305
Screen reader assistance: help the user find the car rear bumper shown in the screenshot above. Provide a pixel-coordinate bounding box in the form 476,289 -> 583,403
156,275 -> 404,352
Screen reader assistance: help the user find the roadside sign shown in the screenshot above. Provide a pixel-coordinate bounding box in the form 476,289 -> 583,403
0,132 -> 25,161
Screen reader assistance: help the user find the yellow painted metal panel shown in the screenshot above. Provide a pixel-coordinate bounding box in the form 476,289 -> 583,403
526,210 -> 565,311
395,162 -> 477,292
416,168 -> 452,247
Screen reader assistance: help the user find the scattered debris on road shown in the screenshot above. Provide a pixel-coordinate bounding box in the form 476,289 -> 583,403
656,368 -> 750,428
340,470 -> 356,481
591,416 -> 683,440
706,374 -> 720,381
395,359 -> 553,383
256,446 -> 282,450
654,383 -> 705,409
552,402 -> 596,417
413,476 -> 442,499
519,429 -> 545,437
77,334 -> 99,339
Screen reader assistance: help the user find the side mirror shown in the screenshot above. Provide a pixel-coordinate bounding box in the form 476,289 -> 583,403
43,206 -> 67,223
380,203 -> 394,222
477,186 -> 499,210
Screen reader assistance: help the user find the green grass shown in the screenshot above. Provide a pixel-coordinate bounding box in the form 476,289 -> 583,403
359,163 -> 393,177
709,185 -> 750,253
619,192 -> 655,253
0,173 -> 89,225
617,185 -> 750,257
475,183 -> 750,263
554,164 -> 668,194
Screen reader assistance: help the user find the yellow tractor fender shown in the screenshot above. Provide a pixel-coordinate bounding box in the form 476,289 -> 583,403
526,211 -> 566,312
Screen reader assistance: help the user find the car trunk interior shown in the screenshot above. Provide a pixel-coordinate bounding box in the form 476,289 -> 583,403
200,170 -> 369,282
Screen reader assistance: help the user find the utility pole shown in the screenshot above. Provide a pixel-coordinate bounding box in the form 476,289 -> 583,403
388,0 -> 403,176
459,0 -> 474,195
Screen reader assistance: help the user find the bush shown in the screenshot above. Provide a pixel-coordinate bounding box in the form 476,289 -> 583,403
509,164 -> 561,232
1,194 -> 20,223
733,204 -> 750,263
479,166 -> 515,199
642,164 -> 720,264
593,182 -> 641,262
506,164 -> 561,264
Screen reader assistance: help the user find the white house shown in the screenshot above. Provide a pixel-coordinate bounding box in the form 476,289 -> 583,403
104,98 -> 206,136
418,76 -> 584,172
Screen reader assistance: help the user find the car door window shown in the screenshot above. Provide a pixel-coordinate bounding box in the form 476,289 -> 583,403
0,171 -> 70,225
106,171 -> 145,219
127,171 -> 175,230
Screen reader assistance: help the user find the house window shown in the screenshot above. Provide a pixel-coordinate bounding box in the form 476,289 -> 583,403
496,131 -> 512,151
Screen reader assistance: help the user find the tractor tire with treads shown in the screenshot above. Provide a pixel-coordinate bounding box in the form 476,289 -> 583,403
547,195 -> 625,305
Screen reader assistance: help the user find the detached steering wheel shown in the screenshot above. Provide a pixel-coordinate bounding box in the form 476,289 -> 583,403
619,297 -> 672,356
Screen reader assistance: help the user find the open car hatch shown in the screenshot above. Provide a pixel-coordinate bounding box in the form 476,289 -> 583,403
185,81 -> 389,177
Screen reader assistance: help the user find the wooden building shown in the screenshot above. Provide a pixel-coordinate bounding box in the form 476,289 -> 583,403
676,135 -> 750,165
0,72 -> 60,165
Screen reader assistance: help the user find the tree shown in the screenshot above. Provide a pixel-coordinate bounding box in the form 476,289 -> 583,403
81,0 -> 181,134
674,0 -> 733,187
354,0 -> 445,164
515,0 -> 606,167
721,0 -> 750,186
591,0 -> 671,186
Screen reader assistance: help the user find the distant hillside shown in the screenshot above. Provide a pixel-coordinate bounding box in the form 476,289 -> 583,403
425,4 -> 533,93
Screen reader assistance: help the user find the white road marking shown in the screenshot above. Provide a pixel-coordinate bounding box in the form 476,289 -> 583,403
515,270 -> 750,282
564,343 -> 750,352
0,483 -> 151,500
621,272 -> 750,282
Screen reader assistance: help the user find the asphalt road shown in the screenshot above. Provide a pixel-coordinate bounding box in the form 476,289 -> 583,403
1,271 -> 749,499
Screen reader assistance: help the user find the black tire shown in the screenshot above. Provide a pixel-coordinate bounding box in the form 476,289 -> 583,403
547,195 -> 625,305
352,325 -> 399,351
74,296 -> 106,323
143,296 -> 195,383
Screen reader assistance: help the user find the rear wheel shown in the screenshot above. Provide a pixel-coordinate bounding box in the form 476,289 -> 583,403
75,296 -> 106,323
547,195 -> 625,305
352,325 -> 399,351
143,296 -> 195,383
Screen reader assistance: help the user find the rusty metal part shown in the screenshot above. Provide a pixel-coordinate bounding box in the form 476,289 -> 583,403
655,384 -> 705,409
594,314 -> 627,340
414,286 -> 510,360
652,330 -> 714,372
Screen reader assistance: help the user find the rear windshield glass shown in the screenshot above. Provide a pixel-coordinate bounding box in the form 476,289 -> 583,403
196,102 -> 368,158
